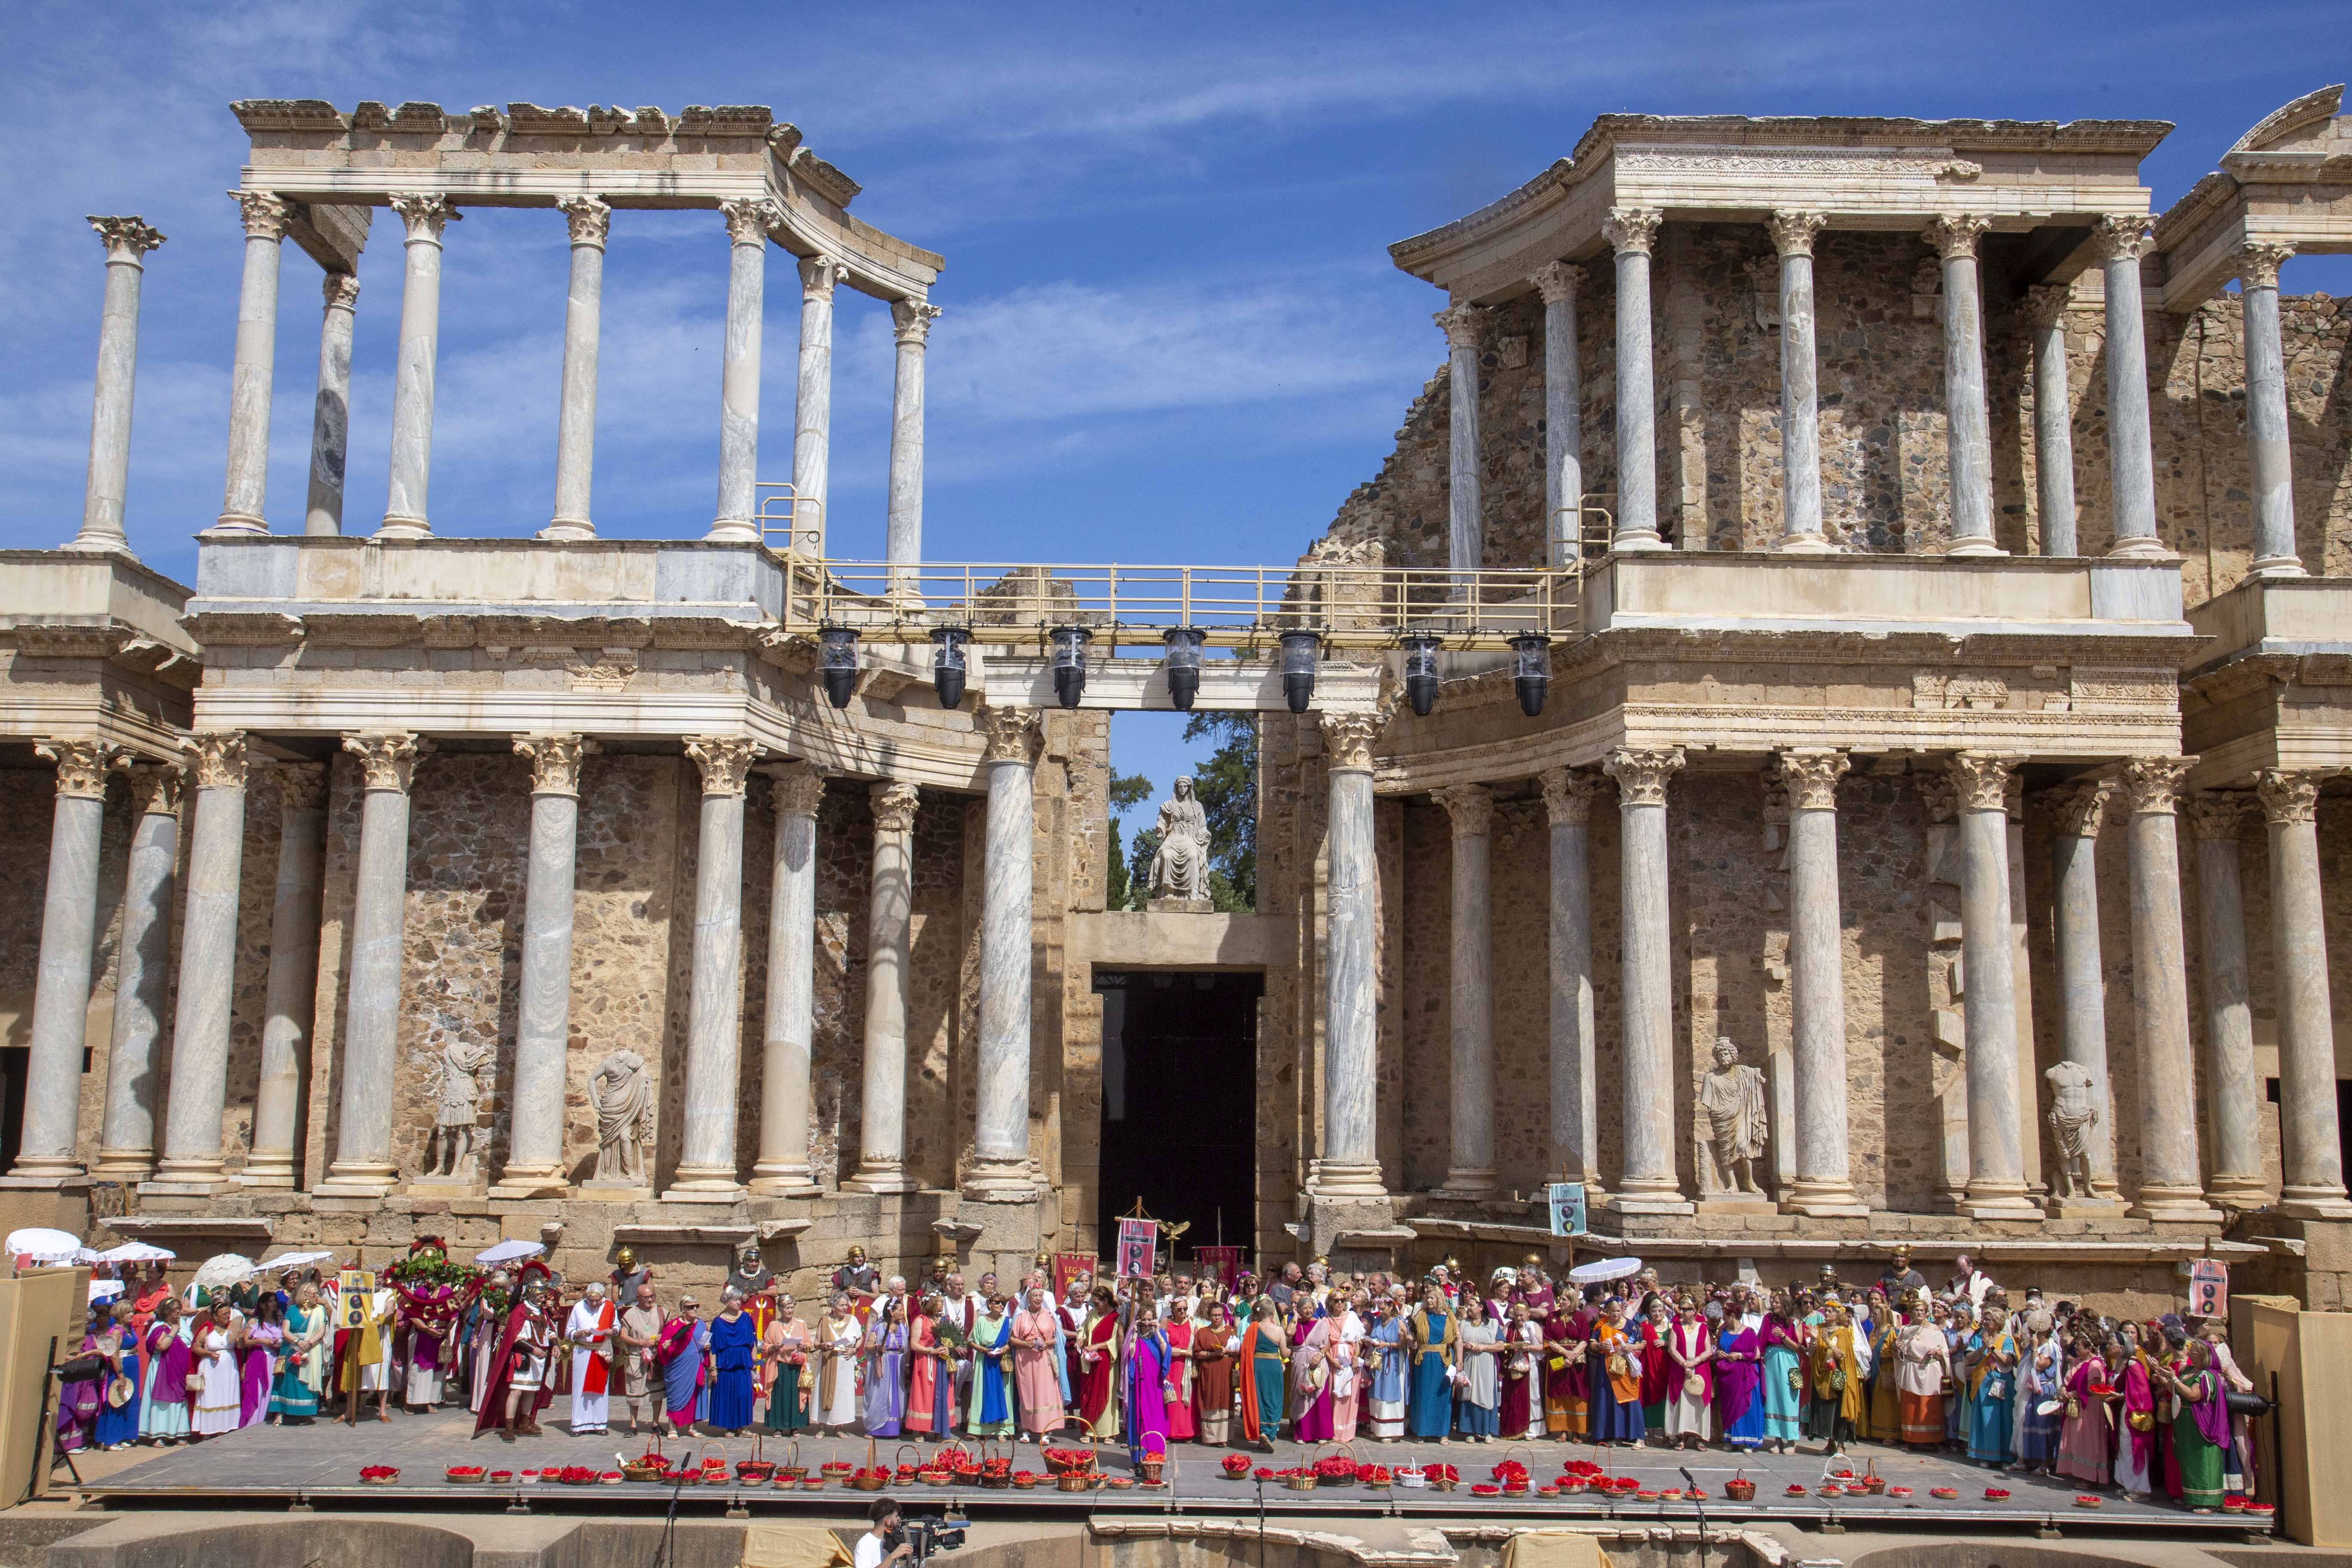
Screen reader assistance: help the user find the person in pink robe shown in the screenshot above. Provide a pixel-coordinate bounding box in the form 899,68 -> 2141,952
1010,1287 -> 1066,1439
1290,1315 -> 1337,1443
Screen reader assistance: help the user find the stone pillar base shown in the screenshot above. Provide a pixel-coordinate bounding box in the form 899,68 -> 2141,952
1774,533 -> 1841,554
0,1159 -> 86,1186
748,1171 -> 824,1199
377,517 -> 432,541
706,520 -> 760,545
539,519 -> 596,543
142,1156 -> 229,1197
1305,1161 -> 1389,1200
1959,1189 -> 2044,1220
2105,535 -> 2177,561
1945,539 -> 2008,558
2248,556 -> 2309,580
2205,1176 -> 2270,1209
843,1172 -> 921,1196
660,1175 -> 748,1203
1779,1188 -> 1869,1218
313,1178 -> 398,1200
2042,1195 -> 2127,1218
1697,1194 -> 1779,1218
235,1155 -> 297,1190
487,1167 -> 570,1200
2127,1188 -> 2222,1223
574,1182 -> 655,1203
89,1154 -> 155,1182
2277,1193 -> 2352,1221
960,1159 -> 1038,1202
1437,1167 -> 1498,1199
1603,1189 -> 1695,1217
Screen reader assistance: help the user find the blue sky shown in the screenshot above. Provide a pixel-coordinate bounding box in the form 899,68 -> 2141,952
4,2 -> 2345,813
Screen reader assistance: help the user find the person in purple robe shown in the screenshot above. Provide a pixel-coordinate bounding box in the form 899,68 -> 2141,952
1121,1305 -> 1173,1467
140,1300 -> 195,1443
1714,1314 -> 1765,1449
239,1295 -> 285,1427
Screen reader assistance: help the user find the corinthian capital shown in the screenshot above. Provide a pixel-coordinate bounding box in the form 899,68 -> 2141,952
2088,213 -> 2153,265
1433,782 -> 1493,839
871,780 -> 920,836
772,760 -> 826,817
35,740 -> 120,801
2255,769 -> 2324,826
1946,751 -> 2018,813
1777,748 -> 1850,811
322,271 -> 361,310
344,732 -> 422,794
1434,303 -> 1488,352
980,706 -> 1044,766
2184,789 -> 2247,842
184,732 -> 251,791
514,733 -> 596,797
1320,711 -> 1385,772
797,251 -> 848,297
231,190 -> 292,241
1765,210 -> 1827,258
87,215 -> 165,259
2051,777 -> 2116,839
2236,241 -> 2295,292
891,297 -> 942,346
1604,746 -> 1684,807
684,735 -> 759,797
556,195 -> 612,248
1923,212 -> 1991,261
389,193 -> 459,242
2024,283 -> 2073,331
720,198 -> 780,247
1531,260 -> 1581,305
1602,207 -> 1662,256
271,761 -> 328,815
1539,766 -> 1608,827
126,762 -> 185,818
2114,755 -> 2195,816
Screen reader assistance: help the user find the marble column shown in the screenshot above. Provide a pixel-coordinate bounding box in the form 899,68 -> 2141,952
665,736 -> 759,1198
2025,285 -> 2078,556
1950,753 -> 2036,1214
379,194 -> 457,539
240,763 -> 326,1189
2045,780 -> 2122,1206
1926,215 -> 1999,555
709,202 -> 778,542
493,735 -> 592,1198
10,742 -> 116,1178
847,781 -> 922,1194
1311,713 -> 1386,1198
68,217 -> 164,554
92,764 -> 182,1180
2239,243 -> 2305,577
751,762 -> 826,1197
543,197 -> 610,542
1437,303 -> 1488,576
1604,746 -> 1690,1212
306,273 -> 359,536
1604,209 -> 1665,551
886,297 -> 941,582
2116,757 -> 2217,1220
1767,211 -> 1833,552
318,733 -> 420,1197
787,249 -> 846,551
2092,215 -> 2166,558
1433,783 -> 1496,1196
1781,749 -> 1865,1214
2187,790 -> 2267,1206
971,710 -> 1044,1196
213,192 -> 289,534
1541,766 -> 1607,1191
1533,262 -> 1583,570
150,734 -> 249,1191
2257,770 -> 2352,1217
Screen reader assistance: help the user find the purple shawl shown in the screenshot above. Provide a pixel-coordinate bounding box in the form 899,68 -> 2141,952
1714,1324 -> 1761,1426
146,1322 -> 191,1404
2183,1367 -> 2230,1449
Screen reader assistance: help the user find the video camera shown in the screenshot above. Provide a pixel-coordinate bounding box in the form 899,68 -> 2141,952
887,1508 -> 968,1565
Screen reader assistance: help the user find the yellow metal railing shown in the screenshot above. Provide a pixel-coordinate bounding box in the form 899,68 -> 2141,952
756,483 -> 824,557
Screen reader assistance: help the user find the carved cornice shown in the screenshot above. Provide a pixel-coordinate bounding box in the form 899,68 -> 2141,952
1777,748 -> 1850,811
343,731 -> 421,794
1602,207 -> 1662,256
2024,283 -> 2072,331
721,198 -> 781,248
87,216 -> 165,259
271,762 -> 328,815
1433,782 -> 1493,838
772,760 -> 825,817
1765,209 -> 1827,258
891,297 -> 941,346
1947,751 -> 2017,813
2185,789 -> 2247,842
1434,303 -> 1488,352
1604,746 -> 1684,807
184,732 -> 250,791
231,190 -> 292,241
980,706 -> 1044,766
514,732 -> 595,797
2086,212 -> 2153,265
1923,212 -> 1991,261
870,780 -> 920,836
2051,778 -> 2116,839
684,734 -> 759,797
2255,769 -> 2323,826
1539,766 -> 1608,827
389,193 -> 459,242
797,250 -> 848,296
2236,241 -> 2295,292
556,195 -> 612,248
1320,711 -> 1386,772
2115,755 -> 2195,816
1530,260 -> 1580,305
322,271 -> 361,310
125,762 -> 184,818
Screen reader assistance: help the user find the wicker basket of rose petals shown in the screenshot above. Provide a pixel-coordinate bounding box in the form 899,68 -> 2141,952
359,1466 -> 399,1485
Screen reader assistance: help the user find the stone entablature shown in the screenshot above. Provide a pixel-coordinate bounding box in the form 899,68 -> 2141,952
2183,575 -> 2352,786
2153,85 -> 2352,311
0,549 -> 197,759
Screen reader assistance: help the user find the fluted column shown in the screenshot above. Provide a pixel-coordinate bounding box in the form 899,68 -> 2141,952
2116,758 -> 2217,1220
1926,215 -> 1999,555
149,735 -> 250,1192
1767,211 -> 1833,552
886,296 -> 940,586
786,249 -> 846,551
970,712 -> 1043,1197
2046,780 -> 2123,1207
9,744 -> 116,1178
710,201 -> 778,543
240,763 -> 325,1189
1950,753 -> 2036,1214
1310,714 -> 1386,1198
1437,303 -> 1488,576
68,217 -> 164,554
2025,285 -> 2078,555
1542,767 -> 1606,1191
2187,790 -> 2266,1206
2239,243 -> 2305,577
543,197 -> 609,541
318,733 -> 420,1197
751,762 -> 825,1197
306,273 -> 359,536
379,194 -> 457,539
1780,750 -> 1865,1214
493,735 -> 592,1197
92,765 -> 183,1179
213,192 -> 289,534
2092,215 -> 2165,557
665,737 -> 758,1198
1433,783 -> 1496,1196
2257,770 -> 2352,1217
1605,209 -> 1665,551
1533,263 -> 1583,570
1604,746 -> 1690,1212
847,781 -> 922,1194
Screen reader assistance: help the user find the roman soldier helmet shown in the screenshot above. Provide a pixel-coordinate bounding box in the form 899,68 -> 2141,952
514,1259 -> 553,1297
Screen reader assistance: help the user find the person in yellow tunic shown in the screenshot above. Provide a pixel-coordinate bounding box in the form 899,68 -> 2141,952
1805,1301 -> 1867,1457
1863,1304 -> 1902,1442
339,1285 -> 396,1424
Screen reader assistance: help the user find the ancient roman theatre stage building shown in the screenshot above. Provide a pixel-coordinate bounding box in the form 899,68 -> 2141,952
3,89 -> 2351,1310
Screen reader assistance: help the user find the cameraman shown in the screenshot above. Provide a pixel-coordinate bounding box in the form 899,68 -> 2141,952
855,1499 -> 911,1568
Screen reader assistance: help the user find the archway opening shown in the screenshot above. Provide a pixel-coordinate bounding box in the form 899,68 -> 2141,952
1093,969 -> 1262,1264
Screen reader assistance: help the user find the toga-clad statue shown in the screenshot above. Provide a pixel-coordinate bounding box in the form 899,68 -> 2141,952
2044,1060 -> 2101,1200
1148,776 -> 1212,905
426,1038 -> 496,1181
1698,1036 -> 1768,1197
591,1048 -> 652,1186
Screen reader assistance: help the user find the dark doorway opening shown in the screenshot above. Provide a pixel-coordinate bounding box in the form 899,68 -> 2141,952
1094,970 -> 1261,1262
0,1046 -> 25,1173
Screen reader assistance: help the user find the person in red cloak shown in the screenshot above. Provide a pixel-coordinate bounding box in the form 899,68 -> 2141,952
473,1260 -> 557,1440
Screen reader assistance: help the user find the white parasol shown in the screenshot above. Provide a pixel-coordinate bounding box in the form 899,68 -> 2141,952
96,1241 -> 176,1264
191,1253 -> 256,1289
1568,1256 -> 1643,1284
474,1239 -> 545,1267
4,1228 -> 84,1265
88,1279 -> 126,1305
253,1251 -> 334,1276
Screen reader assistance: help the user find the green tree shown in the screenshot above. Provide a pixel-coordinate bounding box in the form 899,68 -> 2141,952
1104,769 -> 1151,910
1182,711 -> 1256,913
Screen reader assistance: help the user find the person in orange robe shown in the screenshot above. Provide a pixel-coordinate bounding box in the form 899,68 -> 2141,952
1237,1298 -> 1289,1452
1077,1286 -> 1121,1439
906,1295 -> 948,1436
